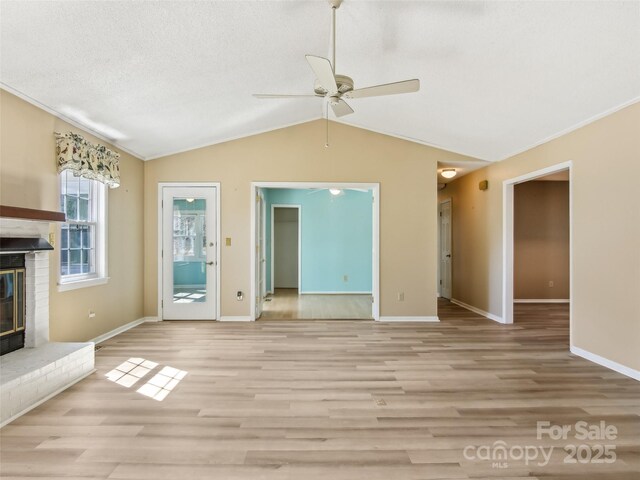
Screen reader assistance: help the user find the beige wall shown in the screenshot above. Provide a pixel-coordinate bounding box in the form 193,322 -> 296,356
514,181 -> 569,300
144,120 -> 478,319
440,102 -> 640,371
0,89 -> 145,341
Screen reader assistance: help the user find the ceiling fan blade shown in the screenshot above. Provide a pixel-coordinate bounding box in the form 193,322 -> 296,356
305,55 -> 338,93
253,94 -> 320,98
330,99 -> 354,117
344,79 -> 420,99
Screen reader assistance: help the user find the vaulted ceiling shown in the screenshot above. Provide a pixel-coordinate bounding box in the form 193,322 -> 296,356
1,1 -> 638,161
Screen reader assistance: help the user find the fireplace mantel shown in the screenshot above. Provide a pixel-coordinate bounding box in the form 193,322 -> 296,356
0,205 -> 65,223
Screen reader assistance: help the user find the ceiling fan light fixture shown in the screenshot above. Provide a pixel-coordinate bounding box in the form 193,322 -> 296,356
329,188 -> 342,196
441,169 -> 457,179
252,0 -> 420,132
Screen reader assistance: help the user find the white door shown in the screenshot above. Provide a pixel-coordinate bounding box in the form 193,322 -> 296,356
255,190 -> 265,318
439,200 -> 452,299
162,187 -> 217,320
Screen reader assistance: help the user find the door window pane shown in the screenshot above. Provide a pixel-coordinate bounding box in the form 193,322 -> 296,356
172,198 -> 207,304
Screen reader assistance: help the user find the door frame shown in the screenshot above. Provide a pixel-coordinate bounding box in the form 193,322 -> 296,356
254,189 -> 267,319
250,181 -> 380,321
270,204 -> 302,293
157,182 -> 221,321
502,161 -> 572,329
438,197 -> 452,299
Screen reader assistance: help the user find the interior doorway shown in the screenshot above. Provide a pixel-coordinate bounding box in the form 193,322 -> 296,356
250,182 -> 380,321
503,162 -> 571,335
272,205 -> 300,290
512,169 -> 570,332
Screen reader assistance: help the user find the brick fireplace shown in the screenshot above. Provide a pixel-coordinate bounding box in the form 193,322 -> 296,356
0,206 -> 94,426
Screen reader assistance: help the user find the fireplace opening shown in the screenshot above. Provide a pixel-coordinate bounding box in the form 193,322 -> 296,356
1,253 -> 26,356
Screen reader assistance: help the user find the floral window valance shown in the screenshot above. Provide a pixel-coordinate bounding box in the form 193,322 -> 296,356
55,132 -> 120,188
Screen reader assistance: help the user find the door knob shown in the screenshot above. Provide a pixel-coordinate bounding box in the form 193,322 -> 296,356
206,261 -> 215,266
446,254 -> 451,258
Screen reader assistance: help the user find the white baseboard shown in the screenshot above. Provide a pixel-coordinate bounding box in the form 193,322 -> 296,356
300,291 -> 372,295
570,345 -> 640,381
0,369 -> 95,428
143,316 -> 160,322
90,317 -> 149,345
450,298 -> 504,323
219,316 -> 253,322
378,316 -> 440,322
514,299 -> 570,304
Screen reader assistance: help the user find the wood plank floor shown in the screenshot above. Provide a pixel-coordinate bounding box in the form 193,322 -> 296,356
1,300 -> 639,479
260,288 -> 372,320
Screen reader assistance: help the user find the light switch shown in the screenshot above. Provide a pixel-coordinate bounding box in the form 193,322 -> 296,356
225,237 -> 232,246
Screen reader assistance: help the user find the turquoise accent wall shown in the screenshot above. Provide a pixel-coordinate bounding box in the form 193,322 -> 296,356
173,261 -> 205,286
264,188 -> 372,293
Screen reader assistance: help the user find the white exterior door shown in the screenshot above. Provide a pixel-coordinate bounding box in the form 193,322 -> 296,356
162,186 -> 217,320
440,199 -> 452,299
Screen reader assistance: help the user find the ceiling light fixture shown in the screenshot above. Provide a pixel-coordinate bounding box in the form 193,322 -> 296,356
441,169 -> 457,179
186,198 -> 195,203
329,188 -> 342,196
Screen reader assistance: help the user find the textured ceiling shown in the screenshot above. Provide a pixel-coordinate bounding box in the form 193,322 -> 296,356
1,1 -> 639,161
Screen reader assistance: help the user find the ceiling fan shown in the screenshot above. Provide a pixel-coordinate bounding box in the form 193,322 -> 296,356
253,0 -> 420,120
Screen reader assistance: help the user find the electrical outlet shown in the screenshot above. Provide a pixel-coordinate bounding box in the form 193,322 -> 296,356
88,311 -> 96,318
225,237 -> 232,246
548,280 -> 554,288
397,292 -> 404,301
343,275 -> 348,282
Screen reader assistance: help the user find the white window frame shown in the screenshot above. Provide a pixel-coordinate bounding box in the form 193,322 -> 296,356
57,171 -> 108,292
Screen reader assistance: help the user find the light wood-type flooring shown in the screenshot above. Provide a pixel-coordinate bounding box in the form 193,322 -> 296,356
1,300 -> 639,479
260,288 -> 373,320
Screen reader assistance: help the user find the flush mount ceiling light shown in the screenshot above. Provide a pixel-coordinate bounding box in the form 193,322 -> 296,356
441,169 -> 457,179
329,188 -> 342,196
186,198 -> 195,203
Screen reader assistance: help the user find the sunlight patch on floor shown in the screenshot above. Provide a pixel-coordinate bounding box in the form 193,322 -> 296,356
137,366 -> 188,401
105,358 -> 187,401
105,357 -> 158,388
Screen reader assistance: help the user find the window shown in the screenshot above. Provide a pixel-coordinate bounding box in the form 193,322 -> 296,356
59,170 -> 107,289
